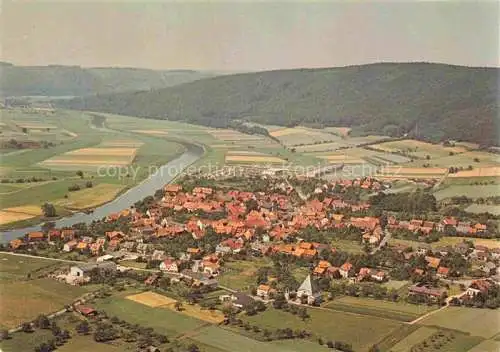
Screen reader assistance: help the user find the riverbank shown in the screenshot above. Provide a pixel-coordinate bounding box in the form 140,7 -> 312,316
0,142 -> 204,243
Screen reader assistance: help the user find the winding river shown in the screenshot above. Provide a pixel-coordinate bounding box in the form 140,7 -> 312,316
0,142 -> 204,243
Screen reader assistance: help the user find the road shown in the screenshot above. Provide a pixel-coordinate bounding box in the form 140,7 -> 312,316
371,229 -> 392,254
408,292 -> 465,325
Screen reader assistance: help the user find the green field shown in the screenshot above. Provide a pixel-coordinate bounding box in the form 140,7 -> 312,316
389,237 -> 500,250
418,307 -> 500,339
465,204 -> 500,215
389,326 -> 484,352
218,258 -> 271,291
0,278 -> 88,329
244,307 -> 402,351
434,184 -> 500,200
0,253 -> 59,281
325,296 -> 436,322
94,292 -> 207,336
467,339 -> 500,352
0,109 -> 186,227
389,326 -> 438,352
190,325 -> 291,352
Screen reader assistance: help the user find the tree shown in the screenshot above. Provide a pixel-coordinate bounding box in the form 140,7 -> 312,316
85,181 -> 93,188
21,322 -> 33,333
76,170 -> 84,178
41,203 -> 57,217
75,321 -> 91,335
187,343 -> 200,352
0,329 -> 10,340
34,314 -> 50,329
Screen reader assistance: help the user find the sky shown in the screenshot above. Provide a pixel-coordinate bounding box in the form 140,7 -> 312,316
1,0 -> 499,71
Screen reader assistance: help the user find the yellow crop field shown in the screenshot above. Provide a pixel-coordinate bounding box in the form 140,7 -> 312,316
0,205 -> 43,224
382,166 -> 447,175
126,291 -> 177,307
449,166 -> 500,178
101,140 -> 144,147
41,159 -> 131,166
226,150 -> 266,155
55,183 -> 125,209
67,148 -> 137,157
270,128 -> 303,137
131,129 -> 169,135
126,291 -> 224,323
3,205 -> 43,216
225,155 -> 285,163
164,302 -> 225,324
0,210 -> 35,225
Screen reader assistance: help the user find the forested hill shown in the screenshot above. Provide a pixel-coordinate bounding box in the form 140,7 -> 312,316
0,62 -> 216,97
59,63 -> 498,145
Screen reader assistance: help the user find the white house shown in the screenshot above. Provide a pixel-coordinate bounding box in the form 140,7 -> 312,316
159,258 -> 179,272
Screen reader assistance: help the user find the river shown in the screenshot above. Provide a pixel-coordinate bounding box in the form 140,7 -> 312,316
0,142 -> 204,243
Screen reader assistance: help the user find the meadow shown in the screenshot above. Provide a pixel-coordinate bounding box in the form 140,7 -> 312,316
418,307 -> 500,339
465,204 -> 500,215
243,307 -> 402,351
324,296 -> 435,322
433,184 -> 500,200
0,253 -> 89,329
389,326 -> 484,352
94,291 -> 207,336
217,258 -> 271,291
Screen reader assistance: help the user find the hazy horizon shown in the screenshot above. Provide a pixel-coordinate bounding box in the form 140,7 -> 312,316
2,1 -> 499,71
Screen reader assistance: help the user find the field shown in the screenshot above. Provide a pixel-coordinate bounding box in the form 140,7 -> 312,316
449,166 -> 500,178
465,204 -> 500,215
225,154 -> 286,164
218,258 -> 271,291
0,252 -> 59,281
467,339 -> 500,352
0,278 -> 89,329
433,184 -> 500,200
389,326 -> 438,352
125,290 -> 225,324
0,109 -> 186,227
40,145 -> 138,169
371,139 -> 467,159
244,307 -> 402,351
126,291 -> 177,307
54,183 -> 126,209
418,307 -> 500,339
0,207 -> 42,225
324,296 -> 435,322
269,127 -> 341,146
0,254 -> 88,329
376,166 -> 447,179
94,292 -> 207,336
389,326 -> 484,352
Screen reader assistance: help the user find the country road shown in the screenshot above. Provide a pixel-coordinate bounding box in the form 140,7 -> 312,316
408,292 -> 465,325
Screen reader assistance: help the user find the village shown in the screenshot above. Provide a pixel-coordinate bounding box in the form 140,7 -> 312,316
1,173 -> 499,352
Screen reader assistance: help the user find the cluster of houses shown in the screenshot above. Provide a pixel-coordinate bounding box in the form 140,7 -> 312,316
7,177 -> 499,307
387,216 -> 488,236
